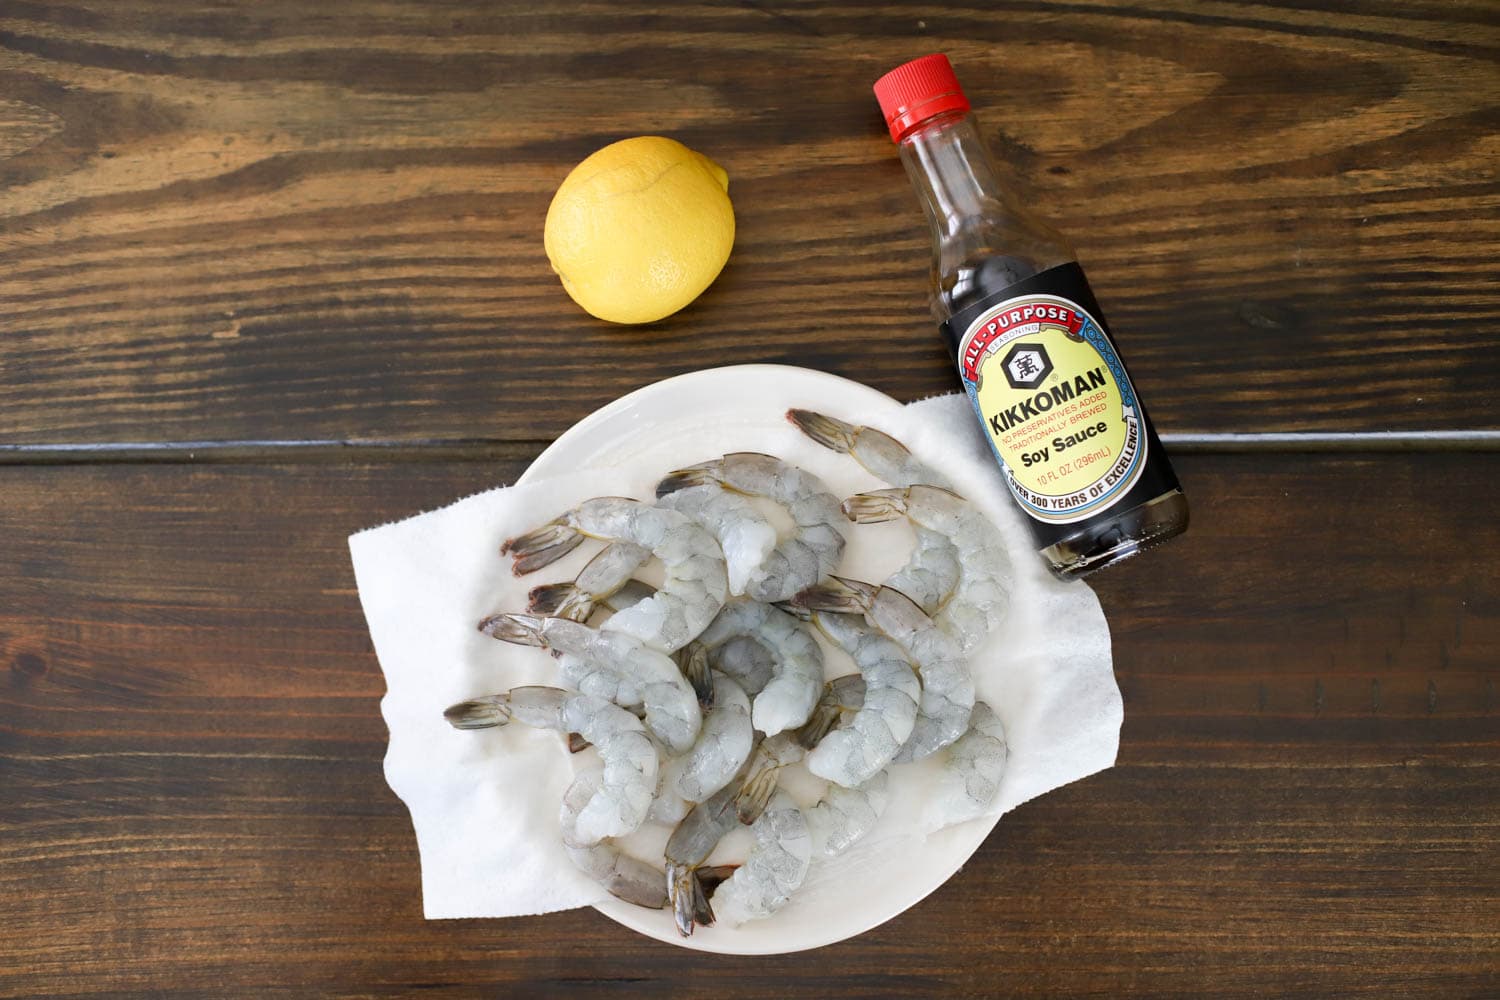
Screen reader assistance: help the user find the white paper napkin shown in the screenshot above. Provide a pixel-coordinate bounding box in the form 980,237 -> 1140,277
350,392 -> 1121,922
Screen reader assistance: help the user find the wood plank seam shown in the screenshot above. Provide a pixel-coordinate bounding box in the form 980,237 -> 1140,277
5,431 -> 1500,465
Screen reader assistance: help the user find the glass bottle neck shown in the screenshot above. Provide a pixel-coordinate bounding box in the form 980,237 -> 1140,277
896,108 -> 1076,324
898,112 -> 1008,237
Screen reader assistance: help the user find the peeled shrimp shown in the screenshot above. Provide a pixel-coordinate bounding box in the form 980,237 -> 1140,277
697,598 -> 823,737
657,453 -> 845,603
478,613 -> 701,754
443,686 -> 656,844
654,670 -> 754,822
527,541 -> 650,622
807,770 -> 891,858
804,611 -> 919,788
789,577 -> 973,762
559,770 -> 669,909
787,409 -> 961,615
658,484 -> 778,597
843,485 -> 1009,654
708,788 -> 812,928
503,498 -> 727,653
921,700 -> 1008,831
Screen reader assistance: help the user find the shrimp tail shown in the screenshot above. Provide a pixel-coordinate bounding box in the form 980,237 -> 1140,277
667,862 -> 713,937
689,874 -> 717,930
442,695 -> 512,730
733,766 -> 779,825
477,612 -> 547,646
773,600 -> 812,621
527,582 -> 594,622
841,487 -> 911,524
684,865 -> 737,928
675,642 -> 716,709
788,576 -> 879,615
795,696 -> 849,749
786,409 -> 857,454
655,463 -> 716,497
503,521 -> 585,574
696,863 -> 738,896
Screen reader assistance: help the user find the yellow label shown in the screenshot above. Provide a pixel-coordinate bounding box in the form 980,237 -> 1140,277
956,292 -> 1146,524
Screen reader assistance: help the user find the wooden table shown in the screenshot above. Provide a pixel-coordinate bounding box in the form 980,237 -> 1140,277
3,2 -> 1496,996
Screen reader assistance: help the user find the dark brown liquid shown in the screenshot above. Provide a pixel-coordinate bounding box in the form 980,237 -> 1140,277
938,256 -> 1189,579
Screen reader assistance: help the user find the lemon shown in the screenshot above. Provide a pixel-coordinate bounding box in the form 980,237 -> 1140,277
544,136 -> 735,325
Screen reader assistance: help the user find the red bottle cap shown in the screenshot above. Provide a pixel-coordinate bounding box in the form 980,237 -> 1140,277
873,53 -> 971,143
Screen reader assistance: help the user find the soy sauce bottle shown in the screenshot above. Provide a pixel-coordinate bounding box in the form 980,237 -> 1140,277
874,54 -> 1188,579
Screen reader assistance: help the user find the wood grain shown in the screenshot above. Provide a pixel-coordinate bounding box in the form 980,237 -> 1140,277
2,1 -> 1497,445
1,454 -> 1495,997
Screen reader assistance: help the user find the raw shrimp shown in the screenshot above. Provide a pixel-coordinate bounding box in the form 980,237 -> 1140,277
664,778 -> 744,936
657,453 -> 845,603
658,484 -> 778,597
787,409 -> 961,615
806,770 -> 891,857
559,770 -> 668,909
788,577 -> 973,762
697,598 -> 823,737
787,409 -> 951,489
443,686 -> 656,844
732,674 -> 864,824
843,485 -> 1009,654
527,541 -> 650,622
503,497 -> 727,653
708,789 -> 812,928
478,614 -> 701,754
656,671 -> 754,820
804,612 -> 919,788
921,701 -> 1008,830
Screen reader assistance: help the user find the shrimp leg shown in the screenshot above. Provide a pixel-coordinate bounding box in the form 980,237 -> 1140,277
442,686 -> 657,844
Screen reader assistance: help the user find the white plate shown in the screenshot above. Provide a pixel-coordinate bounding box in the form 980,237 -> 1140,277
518,365 -> 1005,955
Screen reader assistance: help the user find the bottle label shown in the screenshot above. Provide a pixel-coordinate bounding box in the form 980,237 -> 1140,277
947,264 -> 1147,525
